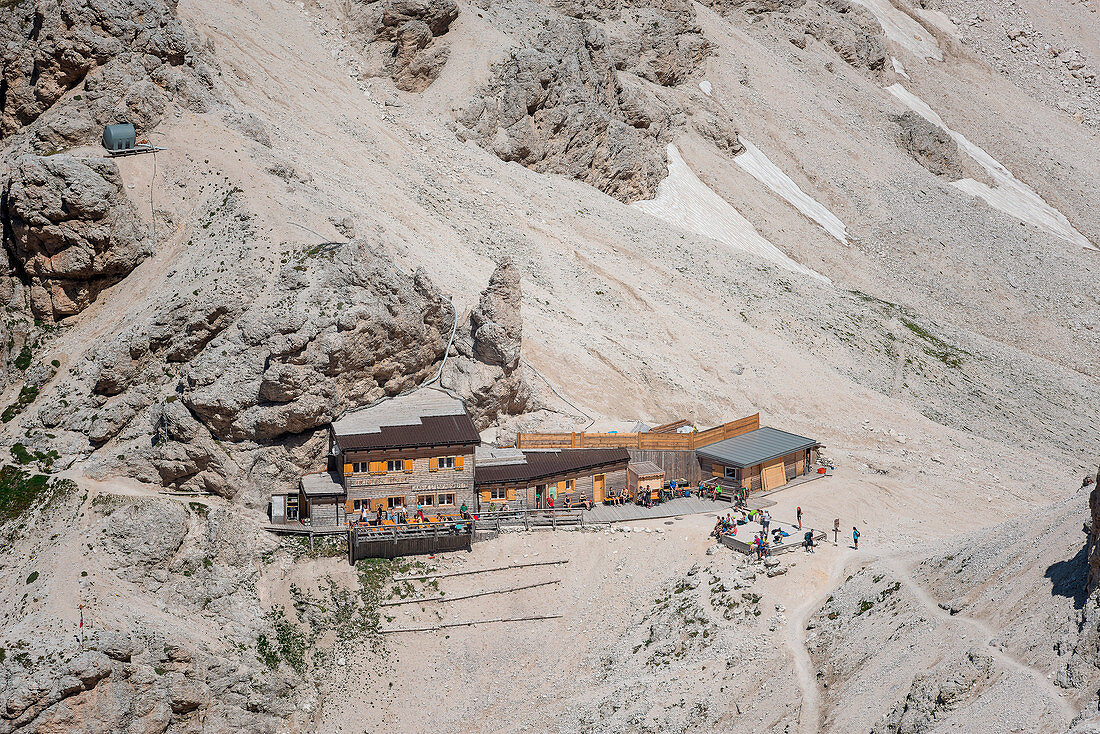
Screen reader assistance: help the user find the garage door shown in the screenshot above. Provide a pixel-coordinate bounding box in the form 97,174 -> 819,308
762,460 -> 787,491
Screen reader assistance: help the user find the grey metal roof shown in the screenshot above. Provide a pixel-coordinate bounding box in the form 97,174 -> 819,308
332,389 -> 467,437
332,388 -> 479,451
695,427 -> 818,468
300,471 -> 344,496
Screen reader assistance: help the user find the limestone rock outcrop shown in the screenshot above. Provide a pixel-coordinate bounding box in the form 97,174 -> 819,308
347,0 -> 459,92
893,111 -> 966,178
702,0 -> 886,71
444,257 -> 529,427
0,0 -> 215,149
456,0 -> 710,202
3,154 -> 150,319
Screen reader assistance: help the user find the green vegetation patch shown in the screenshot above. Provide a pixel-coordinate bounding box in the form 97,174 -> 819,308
2,385 -> 39,423
0,465 -> 51,524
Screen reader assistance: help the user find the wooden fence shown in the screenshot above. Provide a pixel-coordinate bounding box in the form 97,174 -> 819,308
345,509 -> 584,562
347,520 -> 473,562
517,413 -> 760,452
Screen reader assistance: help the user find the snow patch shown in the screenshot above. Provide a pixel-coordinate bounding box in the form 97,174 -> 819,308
891,57 -> 910,79
632,145 -> 829,281
850,0 -> 942,60
733,137 -> 848,243
699,80 -> 712,96
887,84 -> 1095,251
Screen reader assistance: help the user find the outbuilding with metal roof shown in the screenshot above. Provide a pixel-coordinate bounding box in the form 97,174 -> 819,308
695,426 -> 820,493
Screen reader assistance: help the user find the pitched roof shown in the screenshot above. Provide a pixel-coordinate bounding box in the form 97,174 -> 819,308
332,389 -> 479,451
300,471 -> 344,496
629,461 -> 665,476
474,448 -> 630,486
695,427 -> 819,468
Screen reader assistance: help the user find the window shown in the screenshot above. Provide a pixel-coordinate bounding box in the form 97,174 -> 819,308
387,496 -> 405,508
437,493 -> 456,506
489,487 -> 507,500
438,456 -> 455,469
724,466 -> 740,480
386,459 -> 403,472
351,462 -> 368,474
417,494 -> 435,507
286,495 -> 299,521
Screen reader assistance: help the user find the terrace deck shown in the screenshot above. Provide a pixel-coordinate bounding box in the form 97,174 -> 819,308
583,495 -> 773,524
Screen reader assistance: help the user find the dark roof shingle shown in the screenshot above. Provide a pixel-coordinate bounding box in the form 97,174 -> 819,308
336,413 -> 480,451
475,448 -> 630,486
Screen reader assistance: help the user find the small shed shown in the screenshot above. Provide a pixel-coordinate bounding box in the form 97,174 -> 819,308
299,471 -> 346,526
695,426 -> 820,492
627,461 -> 665,500
102,123 -> 136,152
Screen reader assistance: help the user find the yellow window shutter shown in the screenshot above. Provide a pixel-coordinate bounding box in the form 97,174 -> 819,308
370,461 -> 385,475
480,491 -> 490,503
403,459 -> 414,474
344,500 -> 355,514
454,455 -> 464,471
557,480 -> 566,493
343,463 -> 353,475
506,488 -> 516,501
429,458 -> 439,472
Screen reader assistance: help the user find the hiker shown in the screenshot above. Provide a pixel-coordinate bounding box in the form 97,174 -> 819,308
761,510 -> 770,533
853,526 -> 860,550
547,495 -> 555,509
375,505 -> 384,526
415,504 -> 425,521
804,530 -> 814,553
796,506 -> 802,529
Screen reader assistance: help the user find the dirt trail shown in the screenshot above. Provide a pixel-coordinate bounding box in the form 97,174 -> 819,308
785,549 -> 861,733
882,556 -> 1077,726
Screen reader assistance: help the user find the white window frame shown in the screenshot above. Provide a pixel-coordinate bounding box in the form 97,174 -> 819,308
387,496 -> 406,508
417,494 -> 435,507
386,459 -> 403,473
437,493 -> 456,507
489,487 -> 507,501
724,466 -> 740,480
438,456 -> 456,469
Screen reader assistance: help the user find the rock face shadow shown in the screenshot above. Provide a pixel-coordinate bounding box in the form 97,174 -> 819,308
1045,541 -> 1088,610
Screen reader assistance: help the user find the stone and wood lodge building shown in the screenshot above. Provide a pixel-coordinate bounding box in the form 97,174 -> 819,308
330,389 -> 480,517
271,392 -> 822,527
473,447 -> 630,509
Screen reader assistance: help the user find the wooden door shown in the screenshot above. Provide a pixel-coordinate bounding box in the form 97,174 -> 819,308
762,460 -> 786,491
593,474 -> 606,503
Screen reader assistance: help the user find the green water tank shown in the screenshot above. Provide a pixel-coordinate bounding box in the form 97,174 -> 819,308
102,123 -> 136,152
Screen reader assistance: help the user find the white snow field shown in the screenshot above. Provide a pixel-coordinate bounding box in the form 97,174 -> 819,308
632,144 -> 829,281
699,80 -> 713,96
888,84 -> 1096,251
851,0 -> 942,60
892,57 -> 910,79
734,137 -> 849,243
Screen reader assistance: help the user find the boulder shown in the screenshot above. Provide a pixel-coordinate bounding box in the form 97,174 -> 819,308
4,155 -> 150,320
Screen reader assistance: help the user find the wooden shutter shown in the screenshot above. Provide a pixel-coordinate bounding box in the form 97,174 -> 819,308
557,480 -> 566,493
762,460 -> 786,491
429,457 -> 439,472
480,490 -> 490,503
343,463 -> 353,475
369,461 -> 385,475
344,500 -> 355,514
403,459 -> 414,474
506,488 -> 516,502
454,455 -> 464,471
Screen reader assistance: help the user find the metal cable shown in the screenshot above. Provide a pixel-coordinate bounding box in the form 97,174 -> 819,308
521,358 -> 595,430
